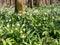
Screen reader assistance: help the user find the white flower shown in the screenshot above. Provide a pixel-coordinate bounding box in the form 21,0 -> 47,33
8,11 -> 11,14
27,31 -> 31,34
9,19 -> 11,22
5,8 -> 8,10
33,10 -> 39,15
20,31 -> 23,33
0,25 -> 2,28
54,8 -> 57,11
6,20 -> 8,22
34,10 -> 39,13
26,12 -> 29,15
47,9 -> 51,13
10,30 -> 13,33
22,24 -> 25,27
44,12 -> 47,15
52,16 -> 54,19
56,16 -> 58,18
7,23 -> 9,27
0,29 -> 2,32
43,17 -> 46,20
18,13 -> 22,16
16,22 -> 20,26
21,34 -> 26,38
12,24 -> 14,27
34,27 -> 36,29
23,28 -> 26,31
15,28 -> 18,30
30,13 -> 32,16
23,11 -> 26,14
55,39 -> 58,44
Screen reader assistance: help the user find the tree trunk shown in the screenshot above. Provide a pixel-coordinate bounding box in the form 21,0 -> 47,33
36,0 -> 40,6
50,0 -> 53,4
10,0 -> 11,6
28,0 -> 33,8
45,0 -> 50,5
58,0 -> 60,3
1,0 -> 4,5
15,0 -> 18,12
15,0 -> 24,13
42,0 -> 46,5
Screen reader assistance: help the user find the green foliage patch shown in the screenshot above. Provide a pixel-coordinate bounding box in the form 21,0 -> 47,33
0,4 -> 60,45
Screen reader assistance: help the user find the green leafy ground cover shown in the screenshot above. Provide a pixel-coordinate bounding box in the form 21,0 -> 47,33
0,4 -> 60,45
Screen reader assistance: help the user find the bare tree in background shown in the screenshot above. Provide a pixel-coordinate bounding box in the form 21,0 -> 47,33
45,0 -> 50,5
10,0 -> 11,6
50,0 -> 53,4
36,0 -> 42,6
28,0 -> 33,8
1,0 -> 4,5
50,0 -> 57,4
15,0 -> 17,12
36,0 -> 40,6
15,0 -> 24,13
